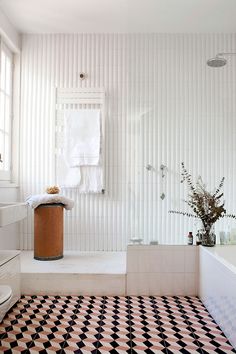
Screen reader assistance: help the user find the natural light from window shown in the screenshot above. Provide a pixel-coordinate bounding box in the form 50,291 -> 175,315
0,40 -> 13,181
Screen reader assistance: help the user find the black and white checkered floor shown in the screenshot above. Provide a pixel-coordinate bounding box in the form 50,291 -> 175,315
0,295 -> 235,353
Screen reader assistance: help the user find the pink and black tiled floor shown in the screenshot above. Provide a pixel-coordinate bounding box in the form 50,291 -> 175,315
0,295 -> 235,353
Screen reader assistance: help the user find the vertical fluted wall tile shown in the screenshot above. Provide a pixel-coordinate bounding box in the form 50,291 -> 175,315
19,34 -> 236,250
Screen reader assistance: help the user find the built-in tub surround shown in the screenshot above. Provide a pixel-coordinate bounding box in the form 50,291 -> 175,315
127,245 -> 198,295
20,246 -> 198,296
199,245 -> 236,349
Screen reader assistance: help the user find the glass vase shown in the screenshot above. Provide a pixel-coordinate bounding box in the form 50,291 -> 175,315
201,226 -> 216,247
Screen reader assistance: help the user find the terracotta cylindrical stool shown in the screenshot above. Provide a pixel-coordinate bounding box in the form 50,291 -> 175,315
34,203 -> 64,260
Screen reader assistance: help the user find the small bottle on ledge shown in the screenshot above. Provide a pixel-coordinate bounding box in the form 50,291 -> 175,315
187,231 -> 193,245
196,230 -> 202,246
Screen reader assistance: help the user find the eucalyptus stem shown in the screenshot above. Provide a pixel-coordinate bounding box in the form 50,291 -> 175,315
169,163 -> 236,229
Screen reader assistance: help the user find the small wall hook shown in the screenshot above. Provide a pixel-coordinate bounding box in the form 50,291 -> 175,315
79,72 -> 87,80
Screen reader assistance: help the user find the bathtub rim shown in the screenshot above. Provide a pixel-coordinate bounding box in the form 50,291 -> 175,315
200,245 -> 236,274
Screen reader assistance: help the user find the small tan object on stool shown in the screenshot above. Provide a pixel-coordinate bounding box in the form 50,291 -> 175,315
46,185 -> 60,194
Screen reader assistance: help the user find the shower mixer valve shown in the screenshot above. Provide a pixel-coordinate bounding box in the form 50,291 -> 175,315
160,164 -> 167,178
146,164 -> 153,171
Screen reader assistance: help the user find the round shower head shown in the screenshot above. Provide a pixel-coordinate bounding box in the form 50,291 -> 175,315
207,56 -> 227,68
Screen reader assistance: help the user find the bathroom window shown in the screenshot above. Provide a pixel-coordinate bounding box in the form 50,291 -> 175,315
0,40 -> 13,181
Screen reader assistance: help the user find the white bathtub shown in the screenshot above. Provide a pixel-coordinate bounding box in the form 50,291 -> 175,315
199,245 -> 236,349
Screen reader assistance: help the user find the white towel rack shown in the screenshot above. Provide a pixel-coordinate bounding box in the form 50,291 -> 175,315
55,87 -> 105,190
56,87 -> 105,106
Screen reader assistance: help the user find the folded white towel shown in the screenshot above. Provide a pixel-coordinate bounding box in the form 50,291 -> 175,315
26,194 -> 74,210
65,109 -> 101,167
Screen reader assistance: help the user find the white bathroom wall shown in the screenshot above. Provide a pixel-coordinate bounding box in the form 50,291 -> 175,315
0,187 -> 20,249
0,7 -> 21,52
0,7 -> 21,250
19,34 -> 236,251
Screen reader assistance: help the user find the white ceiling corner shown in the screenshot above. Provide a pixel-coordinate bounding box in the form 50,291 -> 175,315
0,0 -> 236,33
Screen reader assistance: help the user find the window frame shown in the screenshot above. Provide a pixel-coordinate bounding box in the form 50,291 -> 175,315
0,38 -> 14,181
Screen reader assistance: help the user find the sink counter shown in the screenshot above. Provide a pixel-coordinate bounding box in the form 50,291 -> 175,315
0,203 -> 27,227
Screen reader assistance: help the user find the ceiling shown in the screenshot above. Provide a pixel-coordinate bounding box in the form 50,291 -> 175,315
1,0 -> 236,33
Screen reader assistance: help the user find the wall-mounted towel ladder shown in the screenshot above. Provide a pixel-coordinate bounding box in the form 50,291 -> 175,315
55,87 -> 105,191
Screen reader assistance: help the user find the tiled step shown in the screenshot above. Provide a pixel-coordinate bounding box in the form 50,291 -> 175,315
20,251 -> 126,296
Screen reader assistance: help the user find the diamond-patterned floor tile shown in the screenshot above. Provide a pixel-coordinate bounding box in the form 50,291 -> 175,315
0,295 -> 235,353
58,296 -> 105,352
176,296 -> 236,352
0,336 -> 33,351
129,296 -> 166,353
152,296 -> 200,353
97,296 -> 130,352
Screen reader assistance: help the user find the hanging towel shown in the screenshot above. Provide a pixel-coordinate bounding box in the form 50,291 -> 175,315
78,165 -> 103,193
60,165 -> 103,192
63,167 -> 81,188
26,194 -> 74,210
57,151 -> 81,188
64,109 -> 101,167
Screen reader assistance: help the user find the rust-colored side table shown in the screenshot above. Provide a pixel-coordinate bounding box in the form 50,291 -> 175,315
34,203 -> 63,260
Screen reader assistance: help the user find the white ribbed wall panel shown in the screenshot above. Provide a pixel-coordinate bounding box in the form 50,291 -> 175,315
19,34 -> 236,250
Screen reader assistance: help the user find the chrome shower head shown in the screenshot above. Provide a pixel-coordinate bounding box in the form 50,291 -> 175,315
207,56 -> 227,68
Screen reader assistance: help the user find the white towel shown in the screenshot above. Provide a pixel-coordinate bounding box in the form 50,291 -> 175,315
60,165 -> 103,192
79,165 -> 103,193
64,109 -> 101,167
56,156 -> 81,188
26,194 -> 74,210
63,167 -> 81,188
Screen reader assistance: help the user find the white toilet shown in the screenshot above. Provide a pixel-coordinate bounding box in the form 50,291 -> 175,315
0,251 -> 21,323
0,285 -> 13,322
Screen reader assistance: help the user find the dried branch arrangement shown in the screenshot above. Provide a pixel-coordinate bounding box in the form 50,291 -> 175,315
169,162 -> 236,231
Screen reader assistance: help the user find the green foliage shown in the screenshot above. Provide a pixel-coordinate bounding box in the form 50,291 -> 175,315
169,162 -> 236,231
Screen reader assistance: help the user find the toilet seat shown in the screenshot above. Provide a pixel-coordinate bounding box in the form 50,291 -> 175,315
0,285 -> 12,305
